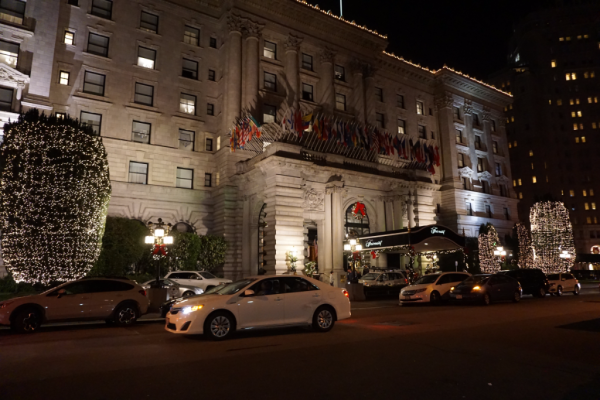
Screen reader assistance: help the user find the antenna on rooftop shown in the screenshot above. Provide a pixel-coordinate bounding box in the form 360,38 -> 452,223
340,0 -> 343,17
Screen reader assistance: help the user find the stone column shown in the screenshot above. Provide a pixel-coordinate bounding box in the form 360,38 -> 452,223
242,20 -> 263,110
322,191 -> 333,274
376,196 -> 387,232
435,92 -> 460,188
351,60 -> 365,123
406,194 -> 416,228
393,195 -> 405,230
225,15 -> 243,131
241,196 -> 251,277
284,35 -> 302,108
364,64 -> 376,126
327,182 -> 346,287
463,100 -> 479,178
318,48 -> 336,112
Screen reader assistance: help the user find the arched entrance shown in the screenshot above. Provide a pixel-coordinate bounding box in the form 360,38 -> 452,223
345,203 -> 370,236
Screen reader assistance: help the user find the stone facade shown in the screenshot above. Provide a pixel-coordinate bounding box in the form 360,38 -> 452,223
0,0 -> 518,280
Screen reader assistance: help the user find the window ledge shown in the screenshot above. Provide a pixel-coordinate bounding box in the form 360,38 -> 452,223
261,56 -> 284,67
259,88 -> 285,99
86,13 -> 116,25
73,92 -> 113,105
299,69 -> 320,80
173,112 -> 205,123
181,41 -> 204,49
125,104 -> 162,116
83,51 -> 112,62
137,28 -> 162,38
132,64 -> 159,73
0,20 -> 34,37
178,75 -> 202,83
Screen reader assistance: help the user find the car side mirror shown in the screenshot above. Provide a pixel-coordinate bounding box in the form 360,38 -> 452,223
57,289 -> 66,298
244,290 -> 255,297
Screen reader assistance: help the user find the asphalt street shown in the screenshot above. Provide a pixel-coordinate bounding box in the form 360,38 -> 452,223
1,288 -> 600,400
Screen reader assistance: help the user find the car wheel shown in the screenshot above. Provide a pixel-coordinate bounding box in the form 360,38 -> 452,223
512,290 -> 521,303
113,303 -> 139,326
556,286 -> 563,297
537,287 -> 546,298
482,293 -> 491,306
429,291 -> 441,305
312,306 -> 336,333
11,308 -> 42,334
205,312 -> 234,340
182,291 -> 195,298
573,285 -> 580,295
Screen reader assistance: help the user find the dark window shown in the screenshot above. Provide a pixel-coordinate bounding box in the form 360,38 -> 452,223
453,106 -> 461,119
491,120 -> 497,132
207,103 -> 214,116
179,93 -> 196,114
205,138 -> 213,152
179,129 -> 194,151
495,163 -> 502,177
140,11 -> 158,34
302,83 -> 313,101
182,58 -> 198,79
486,205 -> 492,218
397,94 -> 405,108
345,204 -> 370,236
397,118 -> 406,135
462,177 -> 469,190
499,184 -> 507,197
184,26 -> 200,46
176,168 -> 193,189
376,113 -> 385,129
301,53 -> 313,70
80,111 -> 101,135
282,277 -> 318,293
264,41 -> 276,59
61,281 -> 93,295
475,135 -> 482,149
467,202 -> 473,215
264,72 -> 277,91
132,121 -> 151,144
375,87 -> 383,102
88,280 -> 134,292
263,104 -> 276,123
504,207 -> 510,220
493,141 -> 498,154
137,46 -> 156,69
91,0 -> 112,19
87,33 -> 109,57
129,161 -> 148,184
208,69 -> 216,81
134,83 -> 154,106
83,71 -> 105,96
0,87 -> 13,112
251,278 -> 281,296
482,180 -> 489,194
418,125 -> 426,139
473,113 -> 480,125
335,93 -> 346,111
334,65 -> 345,81
0,0 -> 26,24
204,173 -> 212,187
209,37 -> 217,48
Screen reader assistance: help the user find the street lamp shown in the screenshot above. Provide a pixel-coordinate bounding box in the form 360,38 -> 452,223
145,218 -> 173,288
559,250 -> 571,260
344,239 -> 362,282
493,246 -> 506,269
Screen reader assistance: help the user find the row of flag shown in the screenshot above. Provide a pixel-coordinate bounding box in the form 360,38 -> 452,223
230,108 -> 441,174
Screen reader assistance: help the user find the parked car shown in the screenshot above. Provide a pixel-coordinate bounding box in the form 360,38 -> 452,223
164,271 -> 231,292
0,277 -> 149,333
141,279 -> 203,299
450,274 -> 522,305
500,268 -> 549,297
359,271 -> 408,287
547,273 -> 581,296
165,275 -> 351,339
399,272 -> 471,305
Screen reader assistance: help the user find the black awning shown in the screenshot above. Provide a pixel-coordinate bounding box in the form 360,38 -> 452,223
356,225 -> 466,253
575,253 -> 600,263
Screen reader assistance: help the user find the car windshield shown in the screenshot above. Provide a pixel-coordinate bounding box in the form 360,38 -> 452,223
460,276 -> 490,285
199,272 -> 217,279
213,279 -> 255,295
547,274 -> 560,280
414,275 -> 440,285
204,284 -> 227,294
361,273 -> 379,280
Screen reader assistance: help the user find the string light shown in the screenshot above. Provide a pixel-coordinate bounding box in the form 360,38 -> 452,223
516,223 -> 533,268
0,110 -> 111,284
530,201 -> 575,273
479,225 -> 501,273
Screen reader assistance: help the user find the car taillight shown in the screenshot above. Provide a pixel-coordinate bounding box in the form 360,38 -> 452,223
342,289 -> 349,298
139,289 -> 146,297
405,279 -> 408,283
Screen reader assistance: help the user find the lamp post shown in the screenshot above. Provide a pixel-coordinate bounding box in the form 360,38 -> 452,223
493,246 -> 507,270
559,250 -> 572,272
344,239 -> 362,282
145,218 -> 173,288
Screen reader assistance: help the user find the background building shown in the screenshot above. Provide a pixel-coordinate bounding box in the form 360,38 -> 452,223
490,1 -> 600,255
0,0 -> 517,281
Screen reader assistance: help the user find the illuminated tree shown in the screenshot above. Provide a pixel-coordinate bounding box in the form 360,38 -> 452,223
530,201 -> 575,273
478,223 -> 501,273
0,110 -> 111,284
516,223 -> 533,269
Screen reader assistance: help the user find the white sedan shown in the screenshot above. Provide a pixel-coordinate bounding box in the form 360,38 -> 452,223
400,272 -> 471,304
165,275 -> 351,340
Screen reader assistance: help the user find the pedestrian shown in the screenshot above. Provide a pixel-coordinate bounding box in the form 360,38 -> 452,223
329,270 -> 334,286
346,268 -> 354,284
363,265 -> 370,275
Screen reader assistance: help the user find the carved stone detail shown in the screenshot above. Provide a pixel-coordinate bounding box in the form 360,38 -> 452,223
459,166 -> 475,181
0,64 -> 29,87
242,19 -> 264,38
435,92 -> 454,110
482,106 -> 492,121
319,47 -> 336,64
227,14 -> 244,33
284,34 -> 303,51
478,171 -> 493,181
303,188 -> 324,211
463,99 -> 474,115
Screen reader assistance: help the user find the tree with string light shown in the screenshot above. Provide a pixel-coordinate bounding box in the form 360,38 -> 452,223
0,110 -> 111,284
516,223 -> 534,269
478,223 -> 501,273
530,201 -> 575,273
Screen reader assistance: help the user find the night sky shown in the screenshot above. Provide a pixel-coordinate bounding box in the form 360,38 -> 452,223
313,0 -> 559,79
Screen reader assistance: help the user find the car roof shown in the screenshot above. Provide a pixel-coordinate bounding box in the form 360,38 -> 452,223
80,276 -> 131,281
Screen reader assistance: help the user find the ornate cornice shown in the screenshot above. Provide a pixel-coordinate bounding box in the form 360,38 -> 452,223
435,92 -> 454,110
241,19 -> 264,39
227,14 -> 244,33
284,34 -> 303,51
319,47 -> 336,64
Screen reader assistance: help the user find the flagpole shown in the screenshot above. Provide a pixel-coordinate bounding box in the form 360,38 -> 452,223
340,0 -> 343,17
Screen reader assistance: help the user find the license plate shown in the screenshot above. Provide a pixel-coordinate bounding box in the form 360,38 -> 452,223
456,295 -> 463,299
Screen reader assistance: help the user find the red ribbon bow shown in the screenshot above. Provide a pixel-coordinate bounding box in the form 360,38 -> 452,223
152,244 -> 167,256
371,251 -> 378,259
353,202 -> 366,217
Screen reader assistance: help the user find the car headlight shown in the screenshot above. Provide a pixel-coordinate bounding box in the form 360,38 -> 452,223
194,288 -> 204,294
450,287 -> 455,291
182,305 -> 204,314
415,288 -> 426,293
472,286 -> 481,291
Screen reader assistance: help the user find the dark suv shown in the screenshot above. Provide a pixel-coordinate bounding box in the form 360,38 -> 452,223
500,268 -> 550,297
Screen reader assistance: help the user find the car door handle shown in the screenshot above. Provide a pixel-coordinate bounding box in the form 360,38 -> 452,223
312,294 -> 320,298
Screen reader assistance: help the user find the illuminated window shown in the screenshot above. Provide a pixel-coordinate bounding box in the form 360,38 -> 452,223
546,176 -> 549,183
511,116 -> 515,122
595,217 -> 598,224
573,124 -> 579,131
566,37 -> 571,41
137,46 -> 156,69
593,203 -> 597,210
576,98 -> 580,104
595,97 -> 599,103
557,99 -> 562,106
585,203 -> 590,211
570,190 -> 575,197
532,176 -> 537,184
591,189 -> 595,197
508,142 -> 512,149
457,153 -> 465,168
589,97 -> 593,104
551,60 -> 556,68
593,123 -> 598,129
549,99 -> 552,105
559,37 -> 564,42
584,190 -> 588,197
263,41 -> 276,59
582,136 -> 586,143
513,179 -> 517,187
179,93 -> 196,115
561,190 -> 564,196
579,123 -> 584,130
592,72 -> 596,78
416,101 -> 424,115
518,178 -> 522,186
531,163 -> 534,170
587,217 -> 592,224
577,111 -> 582,117
566,73 -> 570,81
59,71 -> 70,85
575,137 -> 580,143
569,99 -> 574,105
184,26 -> 200,46
584,34 -> 589,39
64,31 -> 74,45
514,141 -> 517,147
519,192 -> 523,199
529,150 -> 533,156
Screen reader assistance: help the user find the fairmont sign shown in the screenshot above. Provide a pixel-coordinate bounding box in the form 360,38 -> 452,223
356,225 -> 465,250
365,240 -> 383,248
431,227 -> 446,235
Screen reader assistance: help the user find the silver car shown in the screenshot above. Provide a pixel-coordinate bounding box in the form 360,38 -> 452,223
141,279 -> 203,299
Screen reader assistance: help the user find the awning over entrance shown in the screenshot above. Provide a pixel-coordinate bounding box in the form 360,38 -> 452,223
356,225 -> 466,253
575,253 -> 600,264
